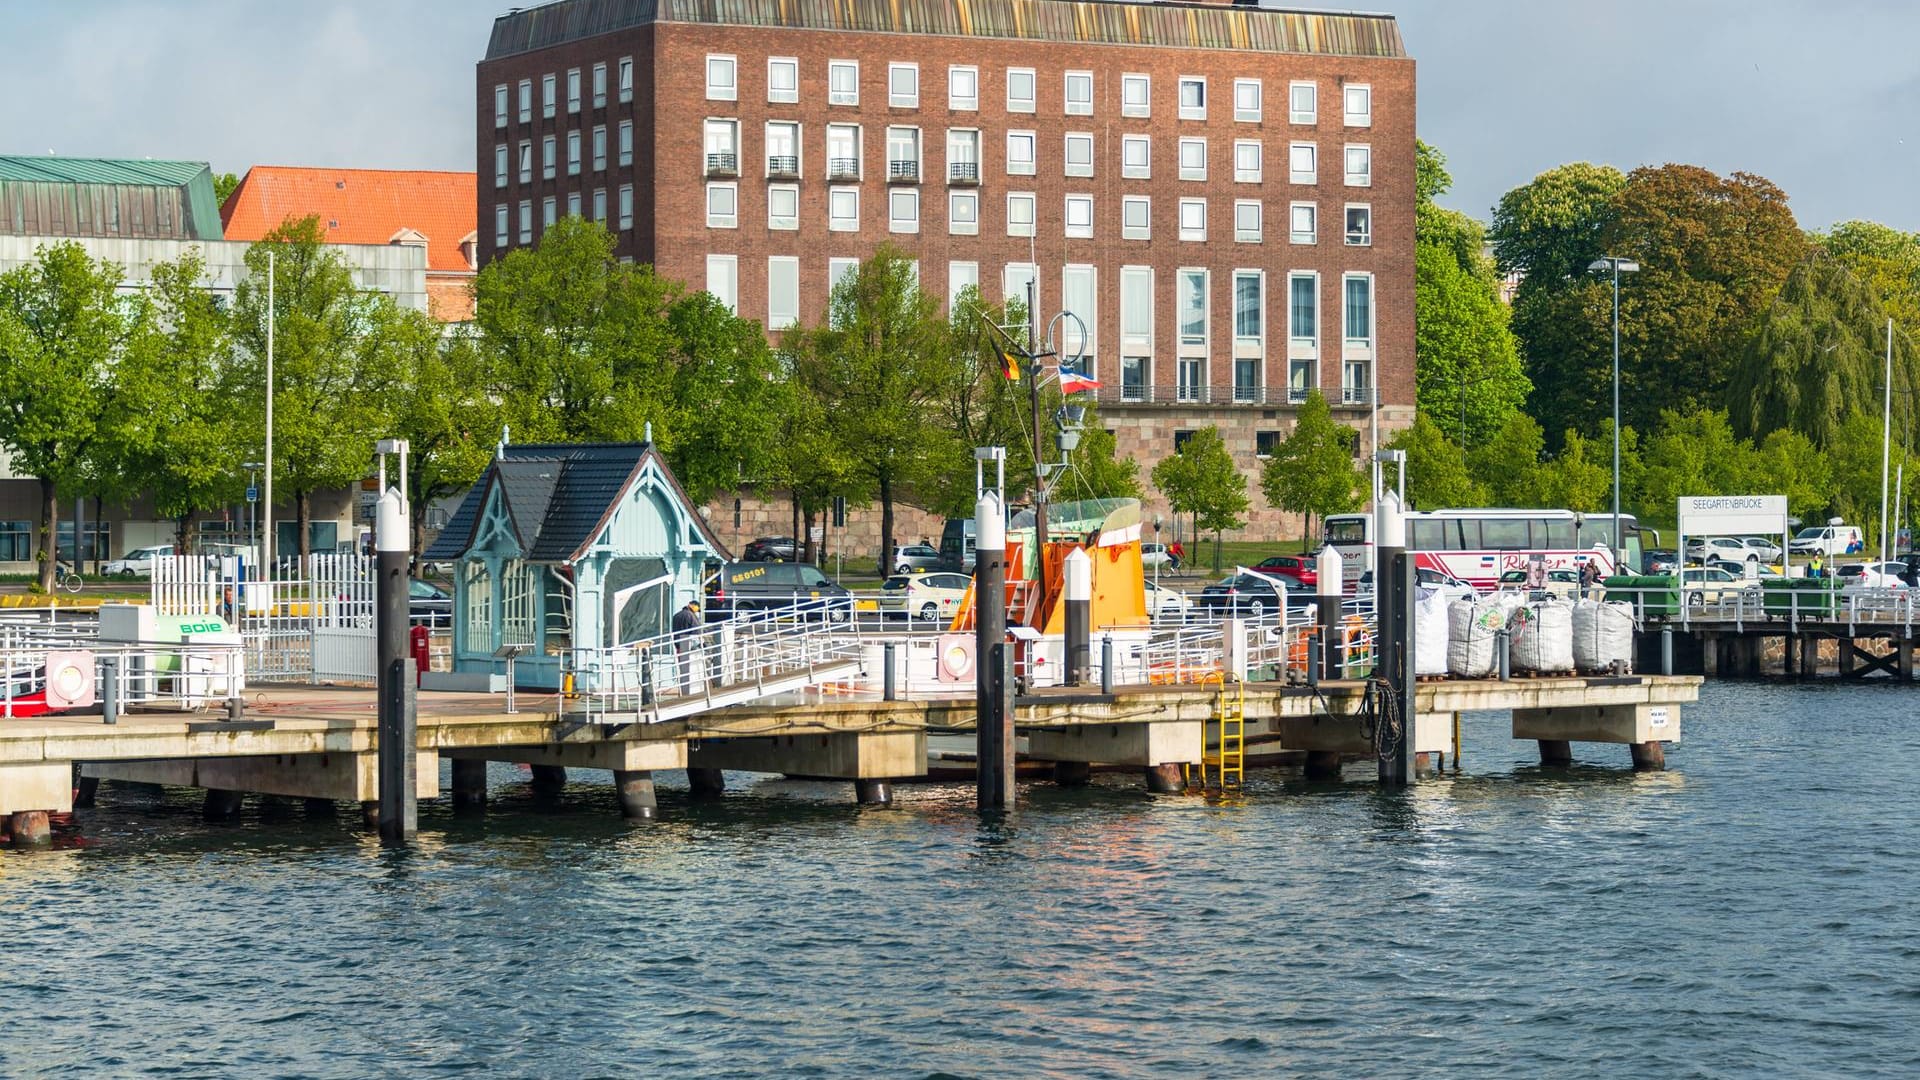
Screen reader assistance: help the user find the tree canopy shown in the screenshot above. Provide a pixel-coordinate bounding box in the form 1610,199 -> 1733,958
1152,426 -> 1248,569
1260,390 -> 1363,539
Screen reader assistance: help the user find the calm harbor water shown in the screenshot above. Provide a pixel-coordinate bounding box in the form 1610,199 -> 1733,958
3,680 -> 1917,1077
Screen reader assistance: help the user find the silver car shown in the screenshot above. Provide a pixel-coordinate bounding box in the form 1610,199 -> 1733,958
891,543 -> 941,574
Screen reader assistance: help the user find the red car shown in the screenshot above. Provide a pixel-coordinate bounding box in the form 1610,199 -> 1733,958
1252,554 -> 1318,588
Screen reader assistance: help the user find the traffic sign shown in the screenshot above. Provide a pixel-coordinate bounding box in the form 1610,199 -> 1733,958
246,486 -> 258,503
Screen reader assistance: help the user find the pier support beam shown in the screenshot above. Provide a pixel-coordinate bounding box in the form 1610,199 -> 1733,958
1630,741 -> 1666,771
202,788 -> 244,822
450,759 -> 488,810
1537,740 -> 1574,767
1839,639 -> 1856,677
1053,760 -> 1092,786
1800,634 -> 1819,678
613,770 -> 658,820
304,798 -> 336,818
6,811 -> 51,848
687,767 -> 727,799
853,779 -> 893,805
360,801 -> 379,831
74,775 -> 99,809
529,765 -> 567,795
1413,752 -> 1437,777
1303,750 -> 1342,780
1902,639 -> 1914,682
1144,763 -> 1185,794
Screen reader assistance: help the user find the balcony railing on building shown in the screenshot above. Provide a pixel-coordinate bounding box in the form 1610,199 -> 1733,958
1339,385 -> 1379,406
827,157 -> 860,181
1082,383 -> 1339,406
705,151 -> 738,177
949,161 -> 980,184
767,154 -> 799,178
888,159 -> 921,183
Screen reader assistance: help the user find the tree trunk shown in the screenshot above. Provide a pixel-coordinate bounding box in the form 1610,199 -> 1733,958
37,477 -> 56,594
800,506 -> 816,564
175,513 -> 192,554
790,490 -> 801,555
1214,528 -> 1224,574
93,495 -> 104,575
295,490 -> 311,561
879,474 -> 895,578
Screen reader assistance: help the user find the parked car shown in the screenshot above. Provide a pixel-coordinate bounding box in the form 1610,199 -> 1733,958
1143,578 -> 1194,620
1643,548 -> 1680,575
1685,536 -> 1753,565
1195,572 -> 1315,619
890,543 -> 941,574
706,561 -> 851,621
742,536 -> 798,562
1497,568 -> 1582,601
1732,536 -> 1784,563
104,544 -> 175,578
1140,542 -> 1182,570
1680,566 -> 1751,606
1251,554 -> 1319,588
1834,560 -> 1908,590
1789,522 -> 1865,558
878,572 -> 971,622
409,579 -> 452,627
1415,566 -> 1475,603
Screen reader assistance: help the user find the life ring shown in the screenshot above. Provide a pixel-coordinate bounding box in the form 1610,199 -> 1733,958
937,633 -> 976,682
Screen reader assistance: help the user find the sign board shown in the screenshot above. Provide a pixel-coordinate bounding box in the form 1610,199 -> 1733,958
808,526 -> 824,542
245,486 -> 258,503
1676,495 -> 1788,537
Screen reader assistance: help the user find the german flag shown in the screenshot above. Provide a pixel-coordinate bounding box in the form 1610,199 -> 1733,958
984,322 -> 1023,381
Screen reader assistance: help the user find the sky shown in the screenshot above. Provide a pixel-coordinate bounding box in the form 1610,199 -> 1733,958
3,0 -> 1918,232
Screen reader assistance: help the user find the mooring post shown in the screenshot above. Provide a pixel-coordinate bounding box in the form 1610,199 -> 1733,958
374,488 -> 416,842
1100,634 -> 1114,694
613,769 -> 658,820
1063,548 -> 1091,686
686,767 -> 726,799
854,779 -> 893,805
975,493 -> 1014,810
1660,626 -> 1674,676
1496,628 -> 1511,681
882,641 -> 897,701
7,810 -> 51,848
1317,545 -> 1343,680
100,654 -> 119,725
1374,491 -> 1411,787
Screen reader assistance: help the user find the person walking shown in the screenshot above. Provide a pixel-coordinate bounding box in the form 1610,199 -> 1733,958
1809,553 -> 1824,581
671,599 -> 703,694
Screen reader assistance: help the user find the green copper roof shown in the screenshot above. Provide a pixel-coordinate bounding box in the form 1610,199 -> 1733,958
487,0 -> 1407,60
0,156 -> 222,241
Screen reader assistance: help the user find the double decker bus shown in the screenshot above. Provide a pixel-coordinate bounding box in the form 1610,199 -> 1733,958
1322,508 -> 1644,589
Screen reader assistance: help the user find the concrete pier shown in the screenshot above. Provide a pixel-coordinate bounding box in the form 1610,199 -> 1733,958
1144,763 -> 1184,794
1538,740 -> 1574,767
7,810 -> 51,848
450,759 -> 488,809
613,770 -> 657,820
203,788 -> 244,822
853,779 -> 892,805
687,767 -> 727,799
529,765 -> 568,795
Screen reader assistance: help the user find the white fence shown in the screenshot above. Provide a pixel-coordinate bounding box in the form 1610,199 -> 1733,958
151,554 -> 376,683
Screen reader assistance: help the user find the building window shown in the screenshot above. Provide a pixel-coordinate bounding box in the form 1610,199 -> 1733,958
829,187 -> 860,231
518,140 -> 532,183
1234,78 -> 1262,123
1290,201 -> 1317,244
1256,431 -> 1279,458
889,62 -> 919,107
886,126 -> 921,181
542,74 -> 557,118
948,260 -> 980,310
707,255 -> 738,314
829,60 -> 859,106
1290,142 -> 1317,184
768,256 -> 800,329
567,131 -> 581,176
618,121 -> 633,166
592,188 -> 606,222
1177,268 -> 1207,401
518,199 -> 532,243
1233,270 -> 1263,402
542,135 -> 556,180
1290,272 -> 1317,346
592,63 -> 607,107
1121,135 -> 1150,179
1004,262 -> 1038,311
1121,73 -> 1150,117
1178,137 -> 1206,181
1234,200 -> 1262,243
1064,194 -> 1094,239
1344,84 -> 1372,127
518,79 -> 532,122
949,190 -> 979,235
566,191 -> 581,218
947,129 -> 981,182
1178,198 -> 1206,242
766,121 -> 801,177
705,56 -> 737,101
1064,71 -> 1093,115
707,182 -> 738,228
829,257 -> 859,301
567,69 -> 581,113
946,66 -> 981,112
1064,132 -> 1094,177
1007,67 -> 1036,113
618,185 -> 633,229
593,125 -> 607,171
1007,192 -> 1036,237
768,184 -> 799,230
768,57 -> 798,103
494,204 -> 507,246
703,119 -> 737,175
618,57 -> 634,103
827,124 -> 861,180
1345,144 -> 1372,186
1178,76 -> 1206,120
494,85 -> 508,127
493,144 -> 507,188
1120,266 -> 1153,401
542,196 -> 556,228
1006,130 -> 1036,175
1345,274 -> 1373,346
1121,195 -> 1150,240
1061,264 -> 1096,371
890,189 -> 920,233
1289,81 -> 1317,125
1346,204 -> 1372,246
1234,140 -> 1262,183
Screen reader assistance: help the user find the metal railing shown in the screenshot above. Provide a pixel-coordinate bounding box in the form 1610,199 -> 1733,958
948,161 -> 979,183
705,151 -> 739,175
1094,383 -> 1334,407
1601,580 -> 1920,636
827,157 -> 860,180
888,159 -> 920,182
1339,386 -> 1378,406
766,154 -> 799,176
1,616 -> 246,719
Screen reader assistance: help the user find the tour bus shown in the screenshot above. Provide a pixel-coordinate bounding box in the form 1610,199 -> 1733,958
1322,508 -> 1644,589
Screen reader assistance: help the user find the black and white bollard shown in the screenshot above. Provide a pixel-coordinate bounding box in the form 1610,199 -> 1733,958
975,493 -> 1015,810
375,488 -> 417,842
1375,490 -> 1413,787
1317,545 -> 1344,680
1063,547 -> 1091,686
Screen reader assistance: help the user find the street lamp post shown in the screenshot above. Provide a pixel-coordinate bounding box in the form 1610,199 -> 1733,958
1589,256 -> 1640,565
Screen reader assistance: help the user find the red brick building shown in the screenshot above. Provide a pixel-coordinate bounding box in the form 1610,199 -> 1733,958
477,0 -> 1414,541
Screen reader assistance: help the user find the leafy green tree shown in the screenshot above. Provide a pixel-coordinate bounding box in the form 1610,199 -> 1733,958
661,290 -> 787,504
1382,413 -> 1482,510
0,243 -> 145,590
1751,428 -> 1833,523
213,172 -> 241,206
1469,412 -> 1547,507
1727,254 -> 1918,448
1535,429 -> 1612,512
1818,220 -> 1920,328
386,317 -> 498,558
1056,404 -> 1143,504
1635,409 -> 1759,516
1826,410 -> 1911,540
1416,244 -> 1530,446
1489,162 -> 1626,291
1152,426 -> 1249,571
1260,390 -> 1363,541
230,216 -> 402,558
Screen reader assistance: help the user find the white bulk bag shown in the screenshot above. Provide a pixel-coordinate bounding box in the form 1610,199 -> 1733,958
1447,596 -> 1508,678
1510,601 -> 1575,674
1414,586 -> 1450,676
1571,600 -> 1635,673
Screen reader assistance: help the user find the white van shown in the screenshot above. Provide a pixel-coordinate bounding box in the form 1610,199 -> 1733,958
1788,522 -> 1864,558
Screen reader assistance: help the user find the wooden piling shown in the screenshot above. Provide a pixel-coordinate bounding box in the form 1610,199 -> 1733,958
1538,740 -> 1574,767
613,770 -> 658,820
1630,741 -> 1666,771
7,810 -> 51,848
1144,763 -> 1184,794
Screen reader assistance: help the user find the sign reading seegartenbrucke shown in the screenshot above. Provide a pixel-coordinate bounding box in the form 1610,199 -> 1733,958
1677,495 -> 1789,537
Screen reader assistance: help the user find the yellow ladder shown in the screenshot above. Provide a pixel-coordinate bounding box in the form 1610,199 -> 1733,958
1188,678 -> 1246,791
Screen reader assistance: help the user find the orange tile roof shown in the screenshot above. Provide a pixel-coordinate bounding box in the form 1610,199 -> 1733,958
220,166 -> 477,274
